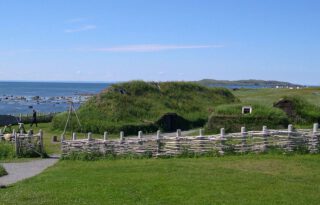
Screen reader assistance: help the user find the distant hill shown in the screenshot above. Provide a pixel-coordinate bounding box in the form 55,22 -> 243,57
52,81 -> 238,134
195,79 -> 303,88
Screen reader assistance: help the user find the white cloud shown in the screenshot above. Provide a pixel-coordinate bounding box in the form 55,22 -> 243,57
66,18 -> 86,23
86,44 -> 224,52
64,25 -> 96,33
0,44 -> 222,56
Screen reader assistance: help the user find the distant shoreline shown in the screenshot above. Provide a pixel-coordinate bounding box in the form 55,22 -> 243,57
0,79 -> 317,87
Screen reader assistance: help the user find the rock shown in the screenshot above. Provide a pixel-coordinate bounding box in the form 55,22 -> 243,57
4,134 -> 12,141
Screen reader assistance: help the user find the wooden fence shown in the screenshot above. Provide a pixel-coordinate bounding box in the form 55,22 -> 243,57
61,123 -> 319,157
0,129 -> 45,157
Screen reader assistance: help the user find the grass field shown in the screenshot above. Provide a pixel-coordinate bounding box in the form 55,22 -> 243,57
0,155 -> 319,205
233,87 -> 320,107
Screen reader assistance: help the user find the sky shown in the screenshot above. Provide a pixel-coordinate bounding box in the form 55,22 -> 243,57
0,0 -> 319,85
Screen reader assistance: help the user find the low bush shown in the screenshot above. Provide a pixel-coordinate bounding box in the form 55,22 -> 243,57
0,141 -> 15,160
0,165 -> 7,177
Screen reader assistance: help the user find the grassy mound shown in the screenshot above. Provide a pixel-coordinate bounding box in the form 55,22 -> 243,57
52,81 -> 238,134
0,165 -> 7,177
206,103 -> 289,133
274,96 -> 320,124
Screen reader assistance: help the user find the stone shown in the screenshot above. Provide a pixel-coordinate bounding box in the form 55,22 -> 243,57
4,134 -> 12,141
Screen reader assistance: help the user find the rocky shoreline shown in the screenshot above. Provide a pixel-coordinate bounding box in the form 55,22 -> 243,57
0,94 -> 91,105
0,94 -> 93,115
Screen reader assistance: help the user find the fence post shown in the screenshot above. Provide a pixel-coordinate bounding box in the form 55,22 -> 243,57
156,130 -> 162,156
199,129 -> 204,137
138,131 -> 143,139
310,123 -> 319,153
241,127 -> 247,153
287,124 -> 293,152
156,130 -> 161,140
87,132 -> 92,141
13,129 -> 19,156
313,123 -> 318,133
72,132 -> 77,140
220,128 -> 225,139
39,129 -> 44,154
262,126 -> 268,151
104,132 -> 108,141
120,131 -> 124,142
61,134 -> 65,141
176,129 -> 181,138
220,128 -> 226,155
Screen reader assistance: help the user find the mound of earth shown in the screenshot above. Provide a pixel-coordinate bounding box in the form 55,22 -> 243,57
274,96 -> 320,124
52,81 -> 238,135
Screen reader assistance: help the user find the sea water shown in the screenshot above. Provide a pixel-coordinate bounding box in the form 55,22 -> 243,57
0,82 -> 110,115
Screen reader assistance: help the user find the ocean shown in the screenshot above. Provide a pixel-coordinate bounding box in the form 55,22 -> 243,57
0,81 -> 299,115
0,82 -> 110,115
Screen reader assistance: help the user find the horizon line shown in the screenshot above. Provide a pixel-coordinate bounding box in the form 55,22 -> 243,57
0,79 -> 317,86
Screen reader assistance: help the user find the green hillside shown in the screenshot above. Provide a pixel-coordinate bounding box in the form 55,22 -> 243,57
196,79 -> 302,88
52,81 -> 238,135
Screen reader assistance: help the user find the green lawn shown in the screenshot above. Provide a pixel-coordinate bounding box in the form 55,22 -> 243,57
1,155 -> 319,205
233,87 -> 320,107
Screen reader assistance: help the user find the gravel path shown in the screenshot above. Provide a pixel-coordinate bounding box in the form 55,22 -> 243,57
0,157 -> 59,186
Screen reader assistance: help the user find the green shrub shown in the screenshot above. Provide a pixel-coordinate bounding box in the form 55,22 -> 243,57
61,151 -> 104,161
61,151 -> 155,161
0,165 -> 7,177
0,141 -> 15,159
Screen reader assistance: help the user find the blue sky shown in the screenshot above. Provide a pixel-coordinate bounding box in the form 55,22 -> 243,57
0,0 -> 319,84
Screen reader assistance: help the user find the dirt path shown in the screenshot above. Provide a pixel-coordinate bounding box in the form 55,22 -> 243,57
0,157 -> 59,186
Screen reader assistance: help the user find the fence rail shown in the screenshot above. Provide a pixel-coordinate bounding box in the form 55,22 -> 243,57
61,123 -> 320,157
